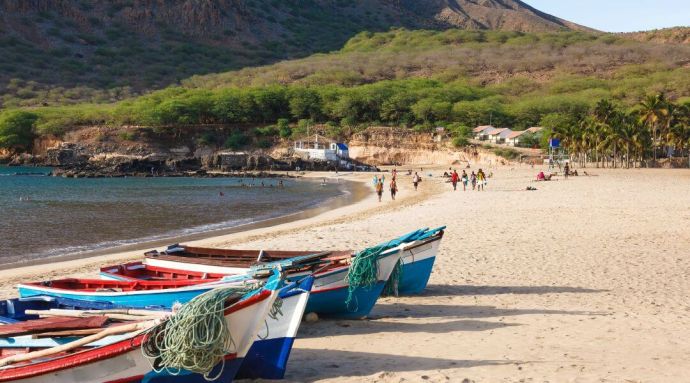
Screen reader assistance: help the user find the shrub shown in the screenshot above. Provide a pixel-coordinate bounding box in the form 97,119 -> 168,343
493,147 -> 520,160
254,125 -> 279,137
452,136 -> 469,147
117,131 -> 137,141
0,110 -> 38,152
197,132 -> 215,146
224,131 -> 249,149
257,138 -> 273,148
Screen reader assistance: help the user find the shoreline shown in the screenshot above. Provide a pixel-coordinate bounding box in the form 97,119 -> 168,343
0,167 -> 689,381
0,170 -> 440,292
0,174 -> 369,271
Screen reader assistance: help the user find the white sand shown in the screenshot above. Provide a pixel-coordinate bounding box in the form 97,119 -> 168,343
2,167 -> 689,382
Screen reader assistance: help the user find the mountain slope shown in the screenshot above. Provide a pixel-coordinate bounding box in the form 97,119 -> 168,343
0,0 -> 591,107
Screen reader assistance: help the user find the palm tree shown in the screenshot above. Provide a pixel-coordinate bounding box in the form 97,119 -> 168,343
638,94 -> 670,163
667,104 -> 690,167
592,99 -> 621,167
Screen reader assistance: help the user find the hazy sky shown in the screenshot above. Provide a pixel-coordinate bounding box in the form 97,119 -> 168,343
523,0 -> 690,32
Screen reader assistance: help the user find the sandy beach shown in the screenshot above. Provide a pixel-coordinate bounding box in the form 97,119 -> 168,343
1,166 -> 689,382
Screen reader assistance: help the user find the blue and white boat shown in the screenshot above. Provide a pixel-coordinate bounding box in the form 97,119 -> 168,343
0,270 -> 284,383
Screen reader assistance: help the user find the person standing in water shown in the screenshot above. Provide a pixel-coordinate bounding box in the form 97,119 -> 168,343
477,168 -> 487,191
470,171 -> 477,190
450,169 -> 459,191
461,170 -> 468,191
412,172 -> 420,191
375,179 -> 384,202
390,178 -> 398,200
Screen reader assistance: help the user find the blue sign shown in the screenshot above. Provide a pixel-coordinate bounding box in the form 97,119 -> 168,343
549,138 -> 560,148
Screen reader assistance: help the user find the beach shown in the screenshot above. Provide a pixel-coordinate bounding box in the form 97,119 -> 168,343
1,167 -> 689,382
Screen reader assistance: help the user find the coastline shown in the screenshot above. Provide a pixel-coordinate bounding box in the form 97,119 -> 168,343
0,170 -> 441,296
0,175 -> 368,271
2,166 -> 689,382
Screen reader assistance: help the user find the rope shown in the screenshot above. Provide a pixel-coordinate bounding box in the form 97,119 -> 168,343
141,284 -> 257,381
382,258 -> 403,297
345,244 -> 389,309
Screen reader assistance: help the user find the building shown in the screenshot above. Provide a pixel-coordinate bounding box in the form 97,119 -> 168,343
505,127 -> 543,147
473,125 -> 495,140
487,128 -> 510,144
496,128 -> 514,144
293,134 -> 349,162
505,130 -> 527,146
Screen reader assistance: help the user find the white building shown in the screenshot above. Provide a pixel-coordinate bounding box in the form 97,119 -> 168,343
505,130 -> 527,146
294,134 -> 349,162
487,128 -> 510,144
473,125 -> 495,140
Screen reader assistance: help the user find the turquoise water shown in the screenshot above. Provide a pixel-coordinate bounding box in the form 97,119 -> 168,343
0,166 -> 346,265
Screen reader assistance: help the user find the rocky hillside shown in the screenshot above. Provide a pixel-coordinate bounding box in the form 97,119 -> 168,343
0,0 -> 591,107
620,27 -> 690,45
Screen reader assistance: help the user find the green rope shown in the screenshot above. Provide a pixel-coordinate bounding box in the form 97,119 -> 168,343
382,258 -> 403,297
345,245 -> 388,310
141,284 -> 258,381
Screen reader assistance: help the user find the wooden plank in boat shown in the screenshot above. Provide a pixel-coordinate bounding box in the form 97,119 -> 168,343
0,316 -> 108,337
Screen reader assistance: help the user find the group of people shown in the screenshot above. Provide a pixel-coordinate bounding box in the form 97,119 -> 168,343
449,168 -> 488,191
373,169 -> 400,202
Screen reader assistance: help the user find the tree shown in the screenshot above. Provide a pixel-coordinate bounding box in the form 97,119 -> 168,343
0,110 -> 38,153
277,118 -> 292,138
668,103 -> 690,167
639,94 -> 670,162
224,131 -> 249,149
288,87 -> 322,120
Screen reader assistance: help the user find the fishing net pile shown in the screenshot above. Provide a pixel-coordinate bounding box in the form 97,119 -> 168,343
141,285 -> 256,381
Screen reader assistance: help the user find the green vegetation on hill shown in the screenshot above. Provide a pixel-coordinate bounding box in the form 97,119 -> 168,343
0,0 -> 592,108
0,29 -> 688,164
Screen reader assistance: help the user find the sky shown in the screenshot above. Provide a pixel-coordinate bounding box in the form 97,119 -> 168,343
522,0 -> 690,32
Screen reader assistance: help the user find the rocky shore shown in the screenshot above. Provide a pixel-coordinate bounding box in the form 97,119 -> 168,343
5,141 -> 358,178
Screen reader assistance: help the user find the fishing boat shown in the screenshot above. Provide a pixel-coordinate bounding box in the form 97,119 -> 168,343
1,274 -> 313,381
392,226 -> 445,295
107,226 -> 445,296
0,270 -> 283,382
236,275 -> 313,380
16,276 -> 249,309
141,243 -> 407,319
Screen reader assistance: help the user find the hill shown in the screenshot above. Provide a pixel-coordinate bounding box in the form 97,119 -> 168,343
0,0 -> 592,107
620,27 -> 690,45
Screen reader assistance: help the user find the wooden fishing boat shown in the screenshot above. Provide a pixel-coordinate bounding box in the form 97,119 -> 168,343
236,275 -> 313,380
16,274 -> 255,309
394,226 -> 445,295
0,271 -> 283,382
121,227 -> 446,296
1,275 -> 313,381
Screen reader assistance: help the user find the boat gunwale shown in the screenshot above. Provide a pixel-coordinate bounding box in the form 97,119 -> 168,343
0,289 -> 271,381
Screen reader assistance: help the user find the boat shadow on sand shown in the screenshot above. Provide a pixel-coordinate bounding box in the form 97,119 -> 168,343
282,349 -> 518,381
422,284 -> 608,296
298,316 -> 518,338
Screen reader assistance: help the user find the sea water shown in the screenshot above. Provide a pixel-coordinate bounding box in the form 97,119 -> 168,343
0,166 -> 347,265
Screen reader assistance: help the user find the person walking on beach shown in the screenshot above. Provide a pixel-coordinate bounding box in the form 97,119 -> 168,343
450,170 -> 459,191
461,170 -> 468,191
375,179 -> 384,202
477,168 -> 487,191
470,171 -> 477,190
564,162 -> 570,179
412,172 -> 420,191
392,168 -> 397,181
390,178 -> 398,200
